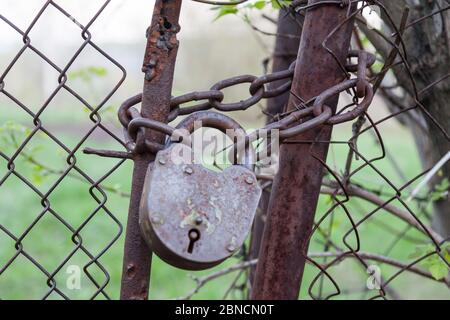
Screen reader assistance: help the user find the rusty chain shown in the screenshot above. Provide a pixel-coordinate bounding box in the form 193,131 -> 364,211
110,49 -> 375,159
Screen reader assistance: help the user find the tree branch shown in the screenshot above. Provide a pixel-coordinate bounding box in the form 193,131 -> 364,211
321,183 -> 444,244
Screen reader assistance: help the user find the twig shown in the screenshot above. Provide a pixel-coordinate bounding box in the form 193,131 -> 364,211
178,247 -> 449,300
177,259 -> 257,300
408,151 -> 450,202
309,251 -> 450,287
246,20 -> 300,40
321,184 -> 444,244
20,149 -> 131,198
261,13 -> 278,25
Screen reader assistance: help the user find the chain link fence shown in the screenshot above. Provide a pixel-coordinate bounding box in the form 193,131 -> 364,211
1,0 -> 449,300
0,0 -> 127,299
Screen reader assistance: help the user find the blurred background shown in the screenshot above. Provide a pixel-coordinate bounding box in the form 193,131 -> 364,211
0,0 -> 448,300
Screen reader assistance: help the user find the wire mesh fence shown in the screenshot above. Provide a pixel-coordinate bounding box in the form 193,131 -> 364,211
0,0 -> 127,299
0,0 -> 449,300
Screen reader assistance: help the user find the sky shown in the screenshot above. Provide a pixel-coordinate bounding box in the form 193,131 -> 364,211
0,0 -> 254,48
0,0 -> 381,48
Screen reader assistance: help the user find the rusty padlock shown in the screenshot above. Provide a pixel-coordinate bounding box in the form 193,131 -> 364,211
139,111 -> 262,270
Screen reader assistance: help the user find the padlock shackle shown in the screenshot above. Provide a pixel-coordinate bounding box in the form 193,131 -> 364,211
168,111 -> 256,171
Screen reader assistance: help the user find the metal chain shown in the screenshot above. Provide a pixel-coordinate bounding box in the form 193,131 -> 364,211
113,50 -> 375,157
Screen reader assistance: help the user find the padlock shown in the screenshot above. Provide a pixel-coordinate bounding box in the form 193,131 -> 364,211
139,111 -> 262,270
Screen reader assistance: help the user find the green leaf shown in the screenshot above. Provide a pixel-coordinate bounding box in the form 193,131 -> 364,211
253,1 -> 266,9
431,177 -> 450,201
270,0 -> 289,9
270,0 -> 281,9
436,178 -> 450,192
68,70 -> 81,80
83,106 -> 92,114
112,183 -> 122,191
214,5 -> 239,21
411,244 -> 449,280
429,263 -> 448,280
324,194 -> 333,205
443,244 -> 450,264
408,247 -> 424,259
32,164 -> 43,172
31,172 -> 44,186
69,66 -> 108,83
421,254 -> 440,268
87,66 -> 107,77
68,69 -> 89,82
409,244 -> 435,260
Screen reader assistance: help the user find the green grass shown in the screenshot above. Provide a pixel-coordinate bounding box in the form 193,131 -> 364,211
0,113 -> 449,300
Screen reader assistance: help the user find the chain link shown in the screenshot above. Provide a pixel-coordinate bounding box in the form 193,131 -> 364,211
116,50 -> 375,156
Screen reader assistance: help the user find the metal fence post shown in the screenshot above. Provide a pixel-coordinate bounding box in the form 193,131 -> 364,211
248,8 -> 303,288
120,0 -> 183,300
251,1 -> 357,300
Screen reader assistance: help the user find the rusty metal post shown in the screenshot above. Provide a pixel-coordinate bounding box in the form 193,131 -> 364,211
248,8 -> 303,287
120,0 -> 182,300
251,1 -> 356,300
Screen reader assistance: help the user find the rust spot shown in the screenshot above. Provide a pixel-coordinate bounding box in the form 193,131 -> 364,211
126,263 -> 137,279
142,0 -> 181,82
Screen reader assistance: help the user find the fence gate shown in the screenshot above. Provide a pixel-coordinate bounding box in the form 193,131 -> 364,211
1,0 -> 449,300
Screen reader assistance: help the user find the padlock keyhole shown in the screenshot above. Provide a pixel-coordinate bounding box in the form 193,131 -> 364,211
187,228 -> 201,254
